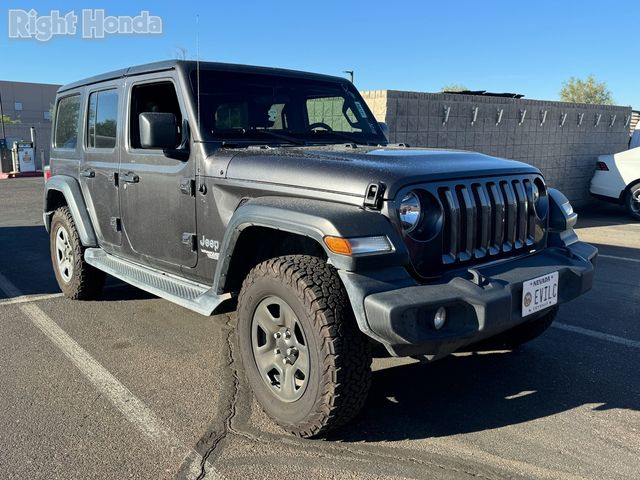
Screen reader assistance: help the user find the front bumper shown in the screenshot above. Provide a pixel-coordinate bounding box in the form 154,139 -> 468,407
340,241 -> 597,359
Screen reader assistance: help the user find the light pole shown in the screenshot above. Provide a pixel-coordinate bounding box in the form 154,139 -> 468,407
0,88 -> 7,171
343,70 -> 354,84
0,88 -> 6,142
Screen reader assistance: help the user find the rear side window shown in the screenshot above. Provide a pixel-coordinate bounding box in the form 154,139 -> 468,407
87,90 -> 119,149
54,95 -> 81,149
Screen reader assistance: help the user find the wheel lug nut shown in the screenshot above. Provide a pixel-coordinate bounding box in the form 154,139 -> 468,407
274,348 -> 280,355
274,332 -> 281,339
284,330 -> 291,339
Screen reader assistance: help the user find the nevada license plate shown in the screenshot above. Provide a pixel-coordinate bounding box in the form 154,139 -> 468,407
522,272 -> 559,317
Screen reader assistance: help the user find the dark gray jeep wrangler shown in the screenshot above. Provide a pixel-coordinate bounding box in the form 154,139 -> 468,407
44,60 -> 597,437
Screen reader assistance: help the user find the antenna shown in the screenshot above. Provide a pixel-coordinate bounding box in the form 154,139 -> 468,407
0,88 -> 6,142
196,14 -> 200,136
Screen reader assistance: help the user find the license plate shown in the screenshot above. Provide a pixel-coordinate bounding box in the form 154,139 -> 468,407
522,272 -> 559,317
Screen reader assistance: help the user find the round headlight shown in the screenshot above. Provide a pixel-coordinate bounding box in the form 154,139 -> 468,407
399,191 -> 421,232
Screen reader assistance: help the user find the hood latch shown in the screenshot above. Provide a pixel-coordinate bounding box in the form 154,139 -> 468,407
363,182 -> 386,210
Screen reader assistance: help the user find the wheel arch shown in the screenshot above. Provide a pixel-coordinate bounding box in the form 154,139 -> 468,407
221,226 -> 328,295
621,178 -> 640,202
213,196 -> 408,295
44,175 -> 97,246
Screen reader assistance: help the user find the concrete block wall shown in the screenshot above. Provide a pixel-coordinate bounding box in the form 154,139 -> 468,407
361,90 -> 632,206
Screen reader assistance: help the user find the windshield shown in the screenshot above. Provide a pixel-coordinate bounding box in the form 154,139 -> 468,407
189,70 -> 386,145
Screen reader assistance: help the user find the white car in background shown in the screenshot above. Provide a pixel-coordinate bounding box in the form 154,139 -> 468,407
590,128 -> 640,220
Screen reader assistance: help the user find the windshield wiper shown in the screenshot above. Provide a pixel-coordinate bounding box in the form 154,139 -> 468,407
242,129 -> 306,146
213,128 -> 306,146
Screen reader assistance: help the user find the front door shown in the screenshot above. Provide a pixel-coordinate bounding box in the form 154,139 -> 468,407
79,85 -> 122,249
119,77 -> 197,270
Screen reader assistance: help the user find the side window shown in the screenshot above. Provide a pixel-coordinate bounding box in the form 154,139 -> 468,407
87,89 -> 119,149
306,96 -> 362,133
54,95 -> 81,149
130,82 -> 182,149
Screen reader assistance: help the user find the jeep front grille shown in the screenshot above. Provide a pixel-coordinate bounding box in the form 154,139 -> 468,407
438,179 -> 538,265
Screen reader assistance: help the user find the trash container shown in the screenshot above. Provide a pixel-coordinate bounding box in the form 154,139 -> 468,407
14,141 -> 36,173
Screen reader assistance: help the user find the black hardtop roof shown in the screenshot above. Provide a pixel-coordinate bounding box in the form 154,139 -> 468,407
58,60 -> 348,93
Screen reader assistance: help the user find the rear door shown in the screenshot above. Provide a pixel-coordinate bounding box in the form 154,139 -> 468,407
79,84 -> 122,249
118,76 -> 197,270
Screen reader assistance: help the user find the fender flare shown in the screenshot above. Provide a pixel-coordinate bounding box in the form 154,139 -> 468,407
43,175 -> 97,246
213,196 -> 409,294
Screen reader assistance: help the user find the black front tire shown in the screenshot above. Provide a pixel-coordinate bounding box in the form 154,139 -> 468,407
237,255 -> 372,438
50,207 -> 105,300
625,185 -> 640,221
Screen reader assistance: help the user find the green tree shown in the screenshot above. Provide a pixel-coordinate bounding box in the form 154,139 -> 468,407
1,114 -> 21,124
560,75 -> 614,105
98,119 -> 117,139
440,84 -> 469,93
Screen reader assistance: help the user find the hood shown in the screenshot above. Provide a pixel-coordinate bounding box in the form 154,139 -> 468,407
224,145 -> 540,199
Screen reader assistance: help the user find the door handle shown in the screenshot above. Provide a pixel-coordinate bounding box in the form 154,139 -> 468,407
80,169 -> 95,178
121,172 -> 140,183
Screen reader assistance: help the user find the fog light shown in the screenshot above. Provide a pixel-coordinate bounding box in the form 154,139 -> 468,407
433,307 -> 447,330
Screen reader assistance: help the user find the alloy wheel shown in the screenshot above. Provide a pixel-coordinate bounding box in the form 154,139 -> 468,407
55,225 -> 74,282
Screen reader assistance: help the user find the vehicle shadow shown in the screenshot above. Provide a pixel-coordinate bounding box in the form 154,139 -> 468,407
0,225 -> 237,310
588,242 -> 640,260
0,225 -> 151,301
575,202 -> 633,228
330,338 -> 639,442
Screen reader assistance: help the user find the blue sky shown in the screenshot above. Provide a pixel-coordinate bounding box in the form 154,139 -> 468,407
1,0 -> 638,107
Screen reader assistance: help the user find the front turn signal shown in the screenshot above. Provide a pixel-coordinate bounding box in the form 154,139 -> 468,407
323,235 -> 393,256
324,236 -> 352,255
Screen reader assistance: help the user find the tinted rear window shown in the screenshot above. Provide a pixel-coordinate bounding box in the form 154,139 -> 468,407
87,90 -> 118,149
54,95 -> 81,149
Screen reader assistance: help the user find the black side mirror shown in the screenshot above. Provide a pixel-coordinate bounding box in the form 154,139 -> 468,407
139,112 -> 178,149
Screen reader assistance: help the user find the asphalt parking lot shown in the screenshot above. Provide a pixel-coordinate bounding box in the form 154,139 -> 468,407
1,177 -> 638,480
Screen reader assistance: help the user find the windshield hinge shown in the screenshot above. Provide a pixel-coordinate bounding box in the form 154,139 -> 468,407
110,217 -> 121,232
182,233 -> 197,251
363,182 -> 386,210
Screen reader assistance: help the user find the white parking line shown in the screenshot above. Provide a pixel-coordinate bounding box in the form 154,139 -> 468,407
599,254 -> 640,264
0,283 -> 140,307
0,293 -> 64,306
0,272 -> 223,480
552,322 -> 640,350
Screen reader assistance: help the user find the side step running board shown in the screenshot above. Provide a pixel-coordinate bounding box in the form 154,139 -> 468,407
84,248 -> 230,316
